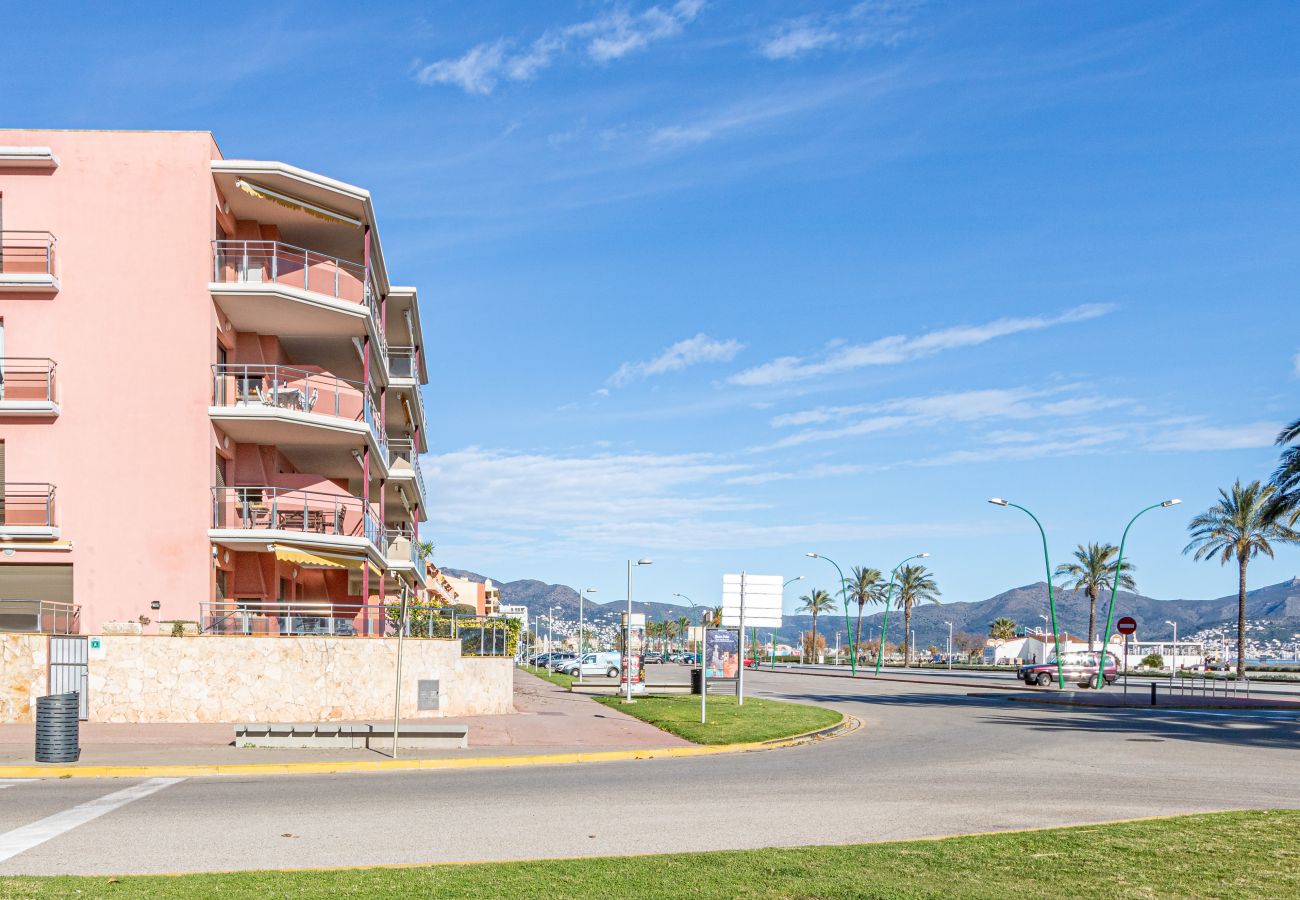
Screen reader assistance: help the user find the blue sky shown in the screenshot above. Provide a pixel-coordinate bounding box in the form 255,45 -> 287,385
8,1 -> 1299,614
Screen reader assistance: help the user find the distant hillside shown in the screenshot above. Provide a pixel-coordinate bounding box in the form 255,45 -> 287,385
441,567 -> 1300,648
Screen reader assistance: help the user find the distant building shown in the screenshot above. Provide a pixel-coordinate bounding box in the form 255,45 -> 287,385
441,574 -> 499,616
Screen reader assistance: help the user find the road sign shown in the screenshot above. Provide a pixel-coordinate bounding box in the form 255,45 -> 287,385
1116,616 -> 1137,636
720,573 -> 783,627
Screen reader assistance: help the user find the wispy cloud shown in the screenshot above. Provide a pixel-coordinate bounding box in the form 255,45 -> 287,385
725,463 -> 864,486
1142,422 -> 1279,452
760,0 -> 919,61
729,304 -> 1115,387
414,0 -> 704,95
608,333 -> 745,387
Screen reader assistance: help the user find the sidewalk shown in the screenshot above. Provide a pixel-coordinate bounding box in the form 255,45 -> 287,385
0,670 -> 691,769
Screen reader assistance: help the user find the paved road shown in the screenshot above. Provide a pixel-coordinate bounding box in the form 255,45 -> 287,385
2,669 -> 1298,875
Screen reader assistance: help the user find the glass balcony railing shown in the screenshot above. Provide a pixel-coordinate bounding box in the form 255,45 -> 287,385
212,363 -> 367,420
0,231 -> 57,277
389,346 -> 416,379
0,483 -> 57,529
211,486 -> 381,548
0,358 -> 57,403
389,439 -> 427,501
385,528 -> 422,568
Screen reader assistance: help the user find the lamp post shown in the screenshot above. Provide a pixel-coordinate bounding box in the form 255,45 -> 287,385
989,498 -> 1064,689
547,605 -> 557,657
874,553 -> 930,676
673,592 -> 698,661
577,588 -> 597,684
1094,499 -> 1179,687
779,576 -> 803,667
626,558 -> 652,702
1166,620 -> 1178,670
805,553 -> 856,675
945,621 -> 953,670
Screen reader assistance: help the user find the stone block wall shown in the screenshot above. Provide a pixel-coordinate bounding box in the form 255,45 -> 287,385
0,634 -> 514,724
0,635 -> 47,722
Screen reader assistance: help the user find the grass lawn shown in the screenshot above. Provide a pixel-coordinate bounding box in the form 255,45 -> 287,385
593,693 -> 841,744
2,811 -> 1296,899
520,664 -> 575,689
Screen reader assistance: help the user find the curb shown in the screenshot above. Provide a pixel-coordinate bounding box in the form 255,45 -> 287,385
0,713 -> 858,780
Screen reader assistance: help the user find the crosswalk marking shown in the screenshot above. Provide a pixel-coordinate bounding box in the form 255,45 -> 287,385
0,778 -> 183,864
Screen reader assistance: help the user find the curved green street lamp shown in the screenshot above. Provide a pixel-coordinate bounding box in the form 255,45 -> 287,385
805,553 -> 856,675
989,498 -> 1065,689
1094,499 -> 1180,688
874,553 -> 930,676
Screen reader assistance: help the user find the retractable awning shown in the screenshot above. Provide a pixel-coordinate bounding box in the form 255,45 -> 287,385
235,179 -> 362,228
272,545 -> 381,577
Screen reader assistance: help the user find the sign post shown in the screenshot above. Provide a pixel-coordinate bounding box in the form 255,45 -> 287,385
700,626 -> 708,724
1116,616 -> 1138,695
721,573 -> 783,706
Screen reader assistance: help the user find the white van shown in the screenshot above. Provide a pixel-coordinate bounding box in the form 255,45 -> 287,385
559,652 -> 621,677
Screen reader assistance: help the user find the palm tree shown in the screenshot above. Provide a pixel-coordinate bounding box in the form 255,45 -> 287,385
989,618 -> 1017,642
1054,543 -> 1137,650
1184,480 -> 1299,678
1270,416 -> 1300,525
707,605 -> 723,627
675,615 -> 691,652
895,564 -> 941,664
844,566 -> 885,663
797,589 -> 836,660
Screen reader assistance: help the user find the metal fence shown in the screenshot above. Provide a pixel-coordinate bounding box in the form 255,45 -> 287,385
1164,673 -> 1252,700
0,599 -> 80,634
0,357 -> 57,403
211,363 -> 369,421
0,482 -> 57,528
0,230 -> 57,275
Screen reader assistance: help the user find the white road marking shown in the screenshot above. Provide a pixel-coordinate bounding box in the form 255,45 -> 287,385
0,777 -> 183,864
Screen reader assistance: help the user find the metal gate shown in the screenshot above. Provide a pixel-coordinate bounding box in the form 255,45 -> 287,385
49,635 -> 88,720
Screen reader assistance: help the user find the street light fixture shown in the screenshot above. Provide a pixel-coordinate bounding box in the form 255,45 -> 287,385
577,588 -> 597,684
775,576 -> 803,667
806,553 -> 857,674
944,621 -> 953,670
672,592 -> 698,661
1166,620 -> 1178,670
1094,499 -> 1180,688
626,558 -> 652,702
989,498 -> 1065,689
875,553 -> 930,676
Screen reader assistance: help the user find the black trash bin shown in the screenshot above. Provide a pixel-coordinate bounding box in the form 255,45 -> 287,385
690,668 -> 703,695
35,693 -> 80,763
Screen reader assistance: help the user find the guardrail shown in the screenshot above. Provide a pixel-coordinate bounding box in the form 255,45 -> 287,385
0,599 -> 79,635
210,486 -> 381,548
212,239 -> 374,307
0,231 -> 57,275
0,483 -> 57,527
0,357 -> 57,402
1161,673 -> 1252,700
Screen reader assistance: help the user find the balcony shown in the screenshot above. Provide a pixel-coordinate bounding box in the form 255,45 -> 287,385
209,486 -> 381,556
0,358 -> 59,417
0,599 -> 79,635
0,231 -> 59,293
210,240 -> 383,350
389,438 -> 427,504
385,528 -> 422,570
0,483 -> 59,539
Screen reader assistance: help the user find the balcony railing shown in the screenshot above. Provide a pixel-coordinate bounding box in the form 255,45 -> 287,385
0,357 -> 57,403
0,231 -> 57,276
211,363 -> 369,421
0,483 -> 57,528
385,528 -> 422,568
211,486 -> 381,548
197,600 -> 511,653
211,240 -> 379,320
362,392 -> 389,463
0,599 -> 80,635
389,345 -> 417,379
389,439 -> 427,501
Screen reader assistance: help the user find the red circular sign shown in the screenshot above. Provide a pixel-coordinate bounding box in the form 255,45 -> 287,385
1116,616 -> 1137,636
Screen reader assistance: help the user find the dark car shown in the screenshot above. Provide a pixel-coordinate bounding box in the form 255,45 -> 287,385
642,653 -> 665,664
1020,650 -> 1118,688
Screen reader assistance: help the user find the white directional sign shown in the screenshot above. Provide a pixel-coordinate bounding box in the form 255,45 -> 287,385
721,573 -> 784,628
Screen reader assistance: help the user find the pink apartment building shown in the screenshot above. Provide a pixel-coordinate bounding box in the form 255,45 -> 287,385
0,130 -> 430,637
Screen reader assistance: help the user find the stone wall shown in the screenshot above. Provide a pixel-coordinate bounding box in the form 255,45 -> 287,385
0,635 -> 47,722
0,634 -> 513,724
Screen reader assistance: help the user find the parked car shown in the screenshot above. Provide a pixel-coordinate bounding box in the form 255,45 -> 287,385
557,652 -> 622,678
547,653 -> 578,671
642,653 -> 665,665
1020,650 -> 1119,688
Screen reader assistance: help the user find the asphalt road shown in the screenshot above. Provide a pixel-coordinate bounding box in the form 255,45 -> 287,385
2,669 -> 1298,876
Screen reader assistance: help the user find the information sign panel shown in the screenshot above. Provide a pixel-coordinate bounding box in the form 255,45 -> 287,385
720,573 -> 784,627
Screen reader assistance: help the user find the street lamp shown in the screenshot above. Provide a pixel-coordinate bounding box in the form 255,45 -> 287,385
1094,499 -> 1179,688
1166,620 -> 1178,670
874,553 -> 930,676
944,621 -> 953,670
778,576 -> 803,668
673,593 -> 698,661
626,558 -> 652,701
547,605 -> 558,658
577,588 -> 597,684
806,553 -> 856,674
989,498 -> 1065,690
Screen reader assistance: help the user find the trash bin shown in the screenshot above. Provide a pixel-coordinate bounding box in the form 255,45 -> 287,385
35,693 -> 80,763
690,668 -> 703,695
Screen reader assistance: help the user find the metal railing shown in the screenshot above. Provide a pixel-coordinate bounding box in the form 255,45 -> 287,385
211,363 -> 369,422
1164,672 -> 1252,700
385,528 -> 422,568
0,483 -> 57,528
0,231 -> 57,276
362,392 -> 389,462
389,345 -> 417,379
0,357 -> 57,402
389,438 -> 427,500
211,239 -> 376,313
210,486 -> 381,547
0,599 -> 79,635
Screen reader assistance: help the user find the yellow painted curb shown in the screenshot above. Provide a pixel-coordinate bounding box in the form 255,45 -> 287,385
0,713 -> 856,780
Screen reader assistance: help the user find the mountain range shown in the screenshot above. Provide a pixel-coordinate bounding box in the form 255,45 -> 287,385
442,568 -> 1300,649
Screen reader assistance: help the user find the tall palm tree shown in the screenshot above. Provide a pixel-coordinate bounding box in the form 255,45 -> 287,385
1054,543 -> 1137,650
797,589 -> 836,659
844,566 -> 885,663
707,605 -> 723,627
1184,480 -> 1299,678
895,564 -> 941,664
989,617 -> 1017,642
1270,416 -> 1300,524
675,615 -> 691,652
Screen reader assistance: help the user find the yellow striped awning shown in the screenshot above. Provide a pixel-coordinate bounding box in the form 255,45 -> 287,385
234,179 -> 362,228
273,546 -> 381,577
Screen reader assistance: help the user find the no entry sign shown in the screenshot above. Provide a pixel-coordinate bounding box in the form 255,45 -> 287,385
1116,616 -> 1138,636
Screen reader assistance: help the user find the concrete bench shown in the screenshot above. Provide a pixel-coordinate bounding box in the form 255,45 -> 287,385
235,722 -> 468,750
